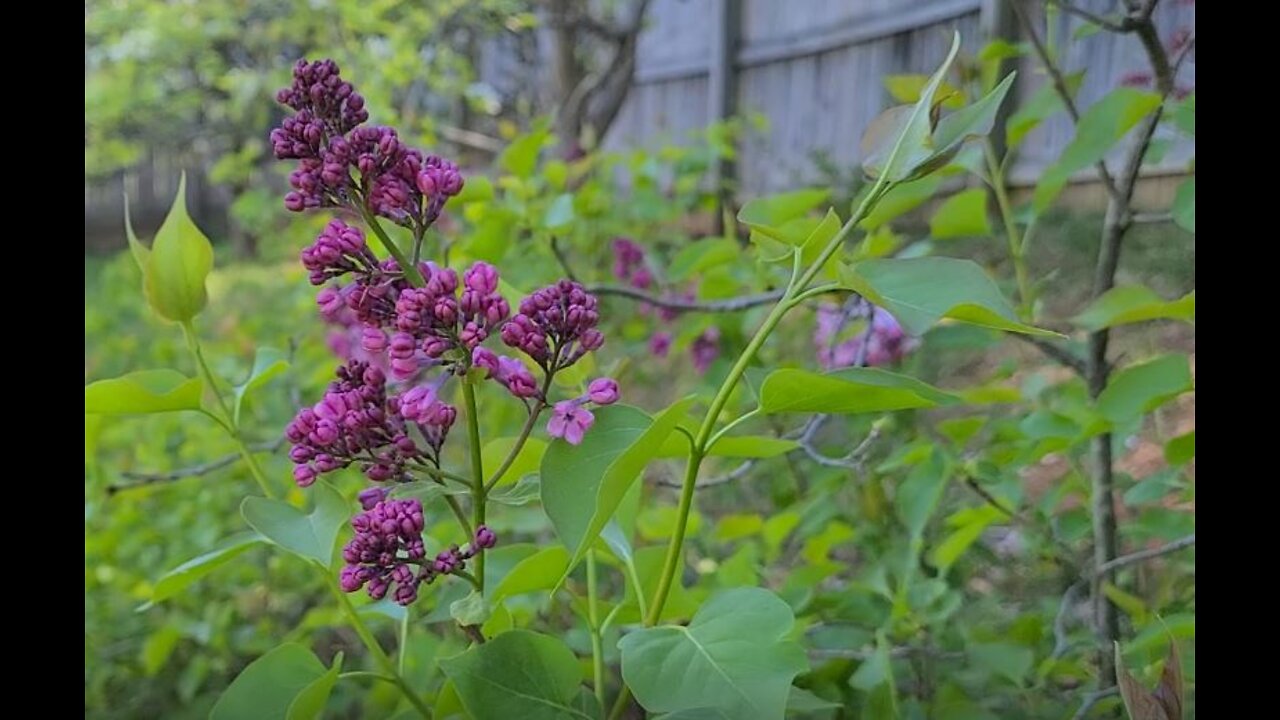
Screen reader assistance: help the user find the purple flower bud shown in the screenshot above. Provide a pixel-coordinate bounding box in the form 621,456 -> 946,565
473,525 -> 497,550
294,464 -> 317,487
587,378 -> 619,405
358,487 -> 388,510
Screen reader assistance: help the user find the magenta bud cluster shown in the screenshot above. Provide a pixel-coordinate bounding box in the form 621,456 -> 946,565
501,280 -> 604,371
340,496 -> 500,606
272,58 -> 463,228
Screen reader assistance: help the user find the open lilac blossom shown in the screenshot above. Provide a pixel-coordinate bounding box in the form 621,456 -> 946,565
545,378 -> 620,444
547,401 -> 596,445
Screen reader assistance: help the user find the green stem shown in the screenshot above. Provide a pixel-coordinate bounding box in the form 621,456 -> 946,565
327,574 -> 432,718
462,380 -> 486,592
484,371 -> 554,493
644,181 -> 891,628
587,550 -> 607,711
985,140 -> 1032,319
360,206 -> 426,287
181,322 -> 275,498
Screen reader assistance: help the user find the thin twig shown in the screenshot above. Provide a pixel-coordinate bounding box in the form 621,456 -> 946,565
1014,334 -> 1089,376
1071,687 -> 1120,720
1012,0 -> 1123,203
588,284 -> 784,312
549,236 -> 578,281
1052,534 -> 1196,660
1096,533 -> 1195,576
108,438 -> 285,494
1047,0 -> 1129,33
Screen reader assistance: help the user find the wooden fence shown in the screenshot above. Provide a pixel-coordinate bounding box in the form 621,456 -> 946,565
85,0 -> 1195,246
604,0 -> 1195,193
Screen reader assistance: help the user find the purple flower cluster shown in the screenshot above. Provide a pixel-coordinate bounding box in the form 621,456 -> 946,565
274,60 -> 624,608
271,59 -> 464,227
339,497 -> 497,606
814,303 -> 917,369
502,280 -> 604,371
611,238 -> 652,289
285,360 -> 454,486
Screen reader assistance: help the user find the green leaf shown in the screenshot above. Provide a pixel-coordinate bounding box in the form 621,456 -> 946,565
450,591 -> 492,627
786,687 -> 841,712
849,639 -> 892,691
1035,89 -> 1162,212
142,625 -> 181,676
660,434 -> 798,459
1096,354 -> 1193,424
1006,74 -> 1081,148
84,369 -> 204,415
542,399 -> 694,581
123,195 -> 150,275
286,653 -> 342,720
969,642 -> 1033,685
488,475 -> 542,506
930,505 -> 1004,571
210,644 -> 327,720
491,547 -> 570,601
737,188 -> 831,244
1173,176 -> 1195,233
841,257 -> 1057,336
929,72 -> 1018,165
143,174 -> 214,322
760,367 -> 957,414
861,32 -> 961,181
543,193 -> 576,230
1073,286 -> 1195,331
482,436 -> 547,487
389,481 -> 469,508
148,531 -> 263,605
862,176 -> 944,231
1164,431 -> 1195,465
233,347 -> 289,426
883,74 -> 964,108
498,126 -> 549,178
930,188 -> 992,239
455,175 -> 495,204
241,482 -> 348,565
669,238 -> 740,281
895,452 -> 949,538
441,630 -> 592,720
619,587 -> 807,719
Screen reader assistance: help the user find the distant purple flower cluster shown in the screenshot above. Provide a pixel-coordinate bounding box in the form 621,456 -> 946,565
339,496 -> 497,606
612,238 -> 652,289
607,239 -> 722,371
274,59 -> 625,606
814,303 -> 917,369
271,59 -> 463,227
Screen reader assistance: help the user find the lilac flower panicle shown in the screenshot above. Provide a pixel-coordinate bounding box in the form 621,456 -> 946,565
502,280 -> 603,371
